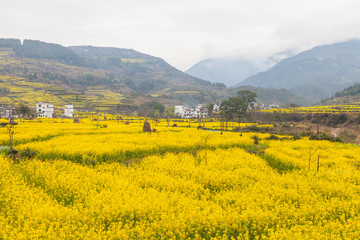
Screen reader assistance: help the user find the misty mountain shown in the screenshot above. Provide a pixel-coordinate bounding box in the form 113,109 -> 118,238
186,50 -> 295,87
186,58 -> 261,87
238,40 -> 360,102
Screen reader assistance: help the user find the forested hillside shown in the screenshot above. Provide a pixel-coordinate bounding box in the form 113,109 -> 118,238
0,38 -> 227,111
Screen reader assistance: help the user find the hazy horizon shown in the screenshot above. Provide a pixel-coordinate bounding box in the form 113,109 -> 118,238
2,0 -> 360,71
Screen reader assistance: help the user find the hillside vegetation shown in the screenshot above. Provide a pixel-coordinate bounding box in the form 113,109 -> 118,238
319,82 -> 360,105
0,38 -> 227,111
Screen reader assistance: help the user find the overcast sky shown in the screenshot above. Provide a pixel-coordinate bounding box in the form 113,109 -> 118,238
1,0 -> 360,70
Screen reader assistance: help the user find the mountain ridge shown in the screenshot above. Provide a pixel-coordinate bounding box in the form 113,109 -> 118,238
185,50 -> 296,87
237,39 -> 360,102
0,38 -> 226,109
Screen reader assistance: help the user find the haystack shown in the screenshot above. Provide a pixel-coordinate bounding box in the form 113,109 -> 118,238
143,119 -> 151,132
73,117 -> 80,123
125,120 -> 130,125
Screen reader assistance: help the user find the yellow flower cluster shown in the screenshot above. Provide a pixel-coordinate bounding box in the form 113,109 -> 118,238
0,120 -> 359,239
13,120 -> 258,163
261,104 -> 360,113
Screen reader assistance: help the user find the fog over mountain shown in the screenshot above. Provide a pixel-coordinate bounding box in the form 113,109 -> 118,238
186,50 -> 296,87
238,40 -> 360,102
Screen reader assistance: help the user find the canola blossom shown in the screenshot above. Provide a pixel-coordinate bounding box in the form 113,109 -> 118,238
0,119 -> 360,239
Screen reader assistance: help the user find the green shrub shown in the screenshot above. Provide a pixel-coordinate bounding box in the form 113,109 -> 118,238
266,134 -> 281,140
251,135 -> 259,145
20,148 -> 37,159
309,133 -> 342,142
0,145 -> 11,155
292,135 -> 302,140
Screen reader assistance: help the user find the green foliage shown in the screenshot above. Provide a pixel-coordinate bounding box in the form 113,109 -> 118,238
220,90 -> 256,122
292,135 -> 302,140
265,134 -> 281,140
17,103 -> 33,117
164,106 -> 175,118
335,83 -> 360,97
220,97 -> 247,121
137,101 -> 165,118
309,132 -> 342,142
262,154 -> 300,174
251,135 -> 260,145
206,102 -> 214,117
237,90 -> 257,108
265,134 -> 290,141
0,145 -> 11,155
20,148 -> 37,159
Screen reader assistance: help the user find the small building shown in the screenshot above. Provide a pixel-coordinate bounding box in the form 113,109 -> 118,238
175,105 -> 194,118
183,107 -> 195,118
36,102 -> 54,118
64,104 -> 74,118
174,104 -> 209,118
174,105 -> 184,118
213,104 -> 220,113
0,105 -> 16,118
269,104 -> 280,109
194,104 -> 208,118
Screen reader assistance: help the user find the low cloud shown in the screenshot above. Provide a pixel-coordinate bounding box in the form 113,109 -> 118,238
1,0 -> 360,70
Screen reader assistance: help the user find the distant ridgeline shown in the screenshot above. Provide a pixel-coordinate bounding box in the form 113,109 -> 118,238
0,38 -> 84,66
0,38 -> 223,109
237,40 -> 360,102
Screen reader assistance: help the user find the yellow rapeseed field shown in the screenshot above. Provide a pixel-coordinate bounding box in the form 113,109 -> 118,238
0,118 -> 360,239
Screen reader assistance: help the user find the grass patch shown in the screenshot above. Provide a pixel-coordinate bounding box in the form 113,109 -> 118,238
262,154 -> 300,174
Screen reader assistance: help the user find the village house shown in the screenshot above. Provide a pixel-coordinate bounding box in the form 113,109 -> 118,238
194,104 -> 208,118
175,104 -> 209,118
36,102 -> 54,118
64,104 -> 74,118
268,104 -> 280,109
0,105 -> 16,118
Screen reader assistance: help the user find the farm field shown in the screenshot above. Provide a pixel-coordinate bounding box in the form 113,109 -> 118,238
0,74 -> 124,111
0,48 -> 125,111
262,103 -> 360,113
1,118 -> 360,239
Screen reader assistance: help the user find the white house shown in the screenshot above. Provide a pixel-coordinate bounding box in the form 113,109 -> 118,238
36,102 -> 54,118
174,104 -> 209,118
213,104 -> 220,113
194,104 -> 208,118
269,104 -> 280,109
64,104 -> 74,118
183,107 -> 196,118
174,105 -> 184,118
